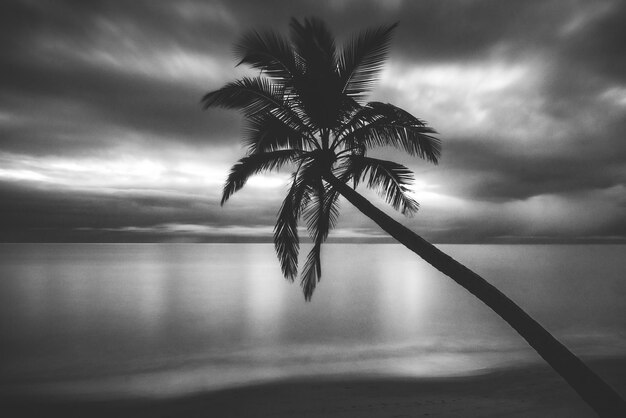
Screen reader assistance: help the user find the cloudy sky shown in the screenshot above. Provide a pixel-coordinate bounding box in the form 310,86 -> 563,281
1,0 -> 625,243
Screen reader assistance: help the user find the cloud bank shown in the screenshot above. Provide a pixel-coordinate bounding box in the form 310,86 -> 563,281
1,0 -> 625,242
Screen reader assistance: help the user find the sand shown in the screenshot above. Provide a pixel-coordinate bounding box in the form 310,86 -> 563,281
2,357 -> 625,417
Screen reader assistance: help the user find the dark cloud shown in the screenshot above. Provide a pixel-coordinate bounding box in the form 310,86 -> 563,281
437,134 -> 626,201
559,0 -> 626,83
218,0 -> 589,62
0,0 -> 244,156
0,180 -> 281,242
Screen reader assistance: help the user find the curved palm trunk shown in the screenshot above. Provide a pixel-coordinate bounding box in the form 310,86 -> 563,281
325,173 -> 626,417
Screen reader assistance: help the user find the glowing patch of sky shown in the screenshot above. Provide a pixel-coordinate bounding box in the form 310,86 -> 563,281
559,0 -> 614,37
600,86 -> 626,108
0,150 -> 290,196
35,37 -> 251,90
378,60 -> 555,141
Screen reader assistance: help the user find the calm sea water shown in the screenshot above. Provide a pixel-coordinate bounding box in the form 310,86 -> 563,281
0,243 -> 625,398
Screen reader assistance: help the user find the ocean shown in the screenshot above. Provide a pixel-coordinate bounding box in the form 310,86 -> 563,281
1,243 -> 624,398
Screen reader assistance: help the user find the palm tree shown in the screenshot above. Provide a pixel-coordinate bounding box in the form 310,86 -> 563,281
202,17 -> 625,416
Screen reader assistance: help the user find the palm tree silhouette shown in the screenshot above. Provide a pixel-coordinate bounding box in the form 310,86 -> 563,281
203,18 -> 625,416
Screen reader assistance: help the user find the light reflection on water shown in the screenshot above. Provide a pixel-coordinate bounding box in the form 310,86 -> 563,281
0,243 -> 625,398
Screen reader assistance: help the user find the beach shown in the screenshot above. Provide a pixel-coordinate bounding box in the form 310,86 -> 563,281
3,357 -> 624,417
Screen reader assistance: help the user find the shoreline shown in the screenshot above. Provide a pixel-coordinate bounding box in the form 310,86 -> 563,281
3,357 -> 625,417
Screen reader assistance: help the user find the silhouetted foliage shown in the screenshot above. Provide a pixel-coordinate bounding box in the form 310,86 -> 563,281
203,17 -> 439,300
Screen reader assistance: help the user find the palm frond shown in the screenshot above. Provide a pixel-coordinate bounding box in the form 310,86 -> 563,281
202,76 -> 282,114
221,149 -> 299,205
287,18 -> 347,129
339,102 -> 441,163
234,29 -> 299,82
273,158 -> 317,280
299,181 -> 340,300
202,77 -> 313,137
243,113 -> 309,154
337,23 -> 398,102
303,181 -> 341,245
274,198 -> 299,280
342,155 -> 419,216
274,177 -> 305,280
290,17 -> 336,70
300,244 -> 322,301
